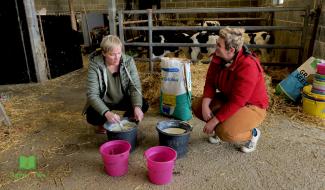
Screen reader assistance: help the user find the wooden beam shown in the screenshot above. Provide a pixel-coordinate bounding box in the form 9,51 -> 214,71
0,102 -> 11,126
108,0 -> 117,35
68,0 -> 78,31
23,0 -> 48,82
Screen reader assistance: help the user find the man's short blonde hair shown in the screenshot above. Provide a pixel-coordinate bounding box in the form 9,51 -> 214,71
100,35 -> 123,53
219,27 -> 245,52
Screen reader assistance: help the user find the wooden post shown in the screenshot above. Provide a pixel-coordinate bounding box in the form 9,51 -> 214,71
0,102 -> 11,126
298,6 -> 310,65
68,0 -> 77,31
108,0 -> 117,35
23,0 -> 48,82
308,5 -> 321,58
118,11 -> 124,43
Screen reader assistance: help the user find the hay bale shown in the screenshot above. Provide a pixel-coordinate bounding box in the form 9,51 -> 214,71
137,60 -> 209,105
139,72 -> 161,106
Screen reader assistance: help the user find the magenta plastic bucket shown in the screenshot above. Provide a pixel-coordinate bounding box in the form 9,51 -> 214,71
317,62 -> 325,75
99,140 -> 131,176
144,146 -> 177,185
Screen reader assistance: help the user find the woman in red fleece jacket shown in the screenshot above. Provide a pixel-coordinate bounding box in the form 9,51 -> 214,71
193,27 -> 269,153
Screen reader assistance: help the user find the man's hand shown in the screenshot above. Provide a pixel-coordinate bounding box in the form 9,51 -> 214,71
133,106 -> 144,122
203,117 -> 220,134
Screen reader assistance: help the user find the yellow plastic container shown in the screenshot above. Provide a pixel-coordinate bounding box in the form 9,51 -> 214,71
302,85 -> 325,118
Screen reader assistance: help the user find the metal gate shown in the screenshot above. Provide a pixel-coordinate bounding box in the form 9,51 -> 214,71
118,7 -> 311,72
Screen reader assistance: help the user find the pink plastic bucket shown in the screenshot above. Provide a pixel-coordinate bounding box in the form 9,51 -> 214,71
99,140 -> 131,176
144,146 -> 177,185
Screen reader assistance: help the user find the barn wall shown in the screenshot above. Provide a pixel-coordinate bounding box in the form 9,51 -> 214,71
34,0 -> 324,61
258,0 -> 324,62
160,0 -> 258,8
274,0 -> 306,64
34,0 -> 125,13
34,0 -> 258,13
313,0 -> 325,59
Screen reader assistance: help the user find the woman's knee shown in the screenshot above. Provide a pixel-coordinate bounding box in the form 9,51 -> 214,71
216,129 -> 237,143
215,125 -> 251,143
142,98 -> 149,113
192,97 -> 204,120
86,106 -> 106,126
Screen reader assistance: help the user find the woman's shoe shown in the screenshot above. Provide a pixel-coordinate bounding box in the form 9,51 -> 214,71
209,135 -> 222,144
95,125 -> 106,134
240,128 -> 261,153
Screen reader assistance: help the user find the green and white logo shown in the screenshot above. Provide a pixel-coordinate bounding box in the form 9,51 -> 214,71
19,155 -> 36,170
11,155 -> 46,180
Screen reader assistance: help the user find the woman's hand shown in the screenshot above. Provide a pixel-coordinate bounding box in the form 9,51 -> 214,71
202,97 -> 213,121
202,105 -> 213,122
104,111 -> 121,123
203,117 -> 220,134
133,106 -> 144,122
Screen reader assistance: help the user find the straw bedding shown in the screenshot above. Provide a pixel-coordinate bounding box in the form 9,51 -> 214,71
0,60 -> 323,158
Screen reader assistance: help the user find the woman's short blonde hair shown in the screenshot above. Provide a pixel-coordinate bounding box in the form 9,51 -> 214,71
219,27 -> 245,52
100,35 -> 123,53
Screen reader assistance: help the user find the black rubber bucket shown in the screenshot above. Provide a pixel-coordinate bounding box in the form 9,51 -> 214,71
104,120 -> 138,152
156,120 -> 192,158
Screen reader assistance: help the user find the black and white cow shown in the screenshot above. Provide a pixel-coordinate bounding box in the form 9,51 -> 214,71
202,21 -> 221,27
152,32 -> 183,59
244,32 -> 274,47
172,32 -> 193,58
243,33 -> 256,45
188,21 -> 220,61
190,31 -> 219,62
154,31 -> 220,62
243,31 -> 275,62
253,32 -> 274,51
149,30 -> 221,62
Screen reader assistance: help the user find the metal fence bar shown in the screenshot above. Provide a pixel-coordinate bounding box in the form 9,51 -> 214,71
123,20 -> 148,25
123,17 -> 266,26
133,57 -> 298,67
144,17 -> 267,22
118,7 -> 310,71
209,17 -> 266,21
247,44 -> 302,49
262,62 -> 298,66
124,42 -> 302,49
123,26 -> 303,31
122,7 -> 307,14
148,9 -> 153,72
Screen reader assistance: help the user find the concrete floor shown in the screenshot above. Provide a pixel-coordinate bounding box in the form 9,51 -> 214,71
0,67 -> 324,190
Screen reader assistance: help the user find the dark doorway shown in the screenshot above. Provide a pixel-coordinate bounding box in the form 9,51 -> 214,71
40,15 -> 83,78
0,0 -> 36,84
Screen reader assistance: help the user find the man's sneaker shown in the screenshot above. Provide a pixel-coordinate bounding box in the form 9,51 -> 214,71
241,128 -> 261,153
209,135 -> 222,144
